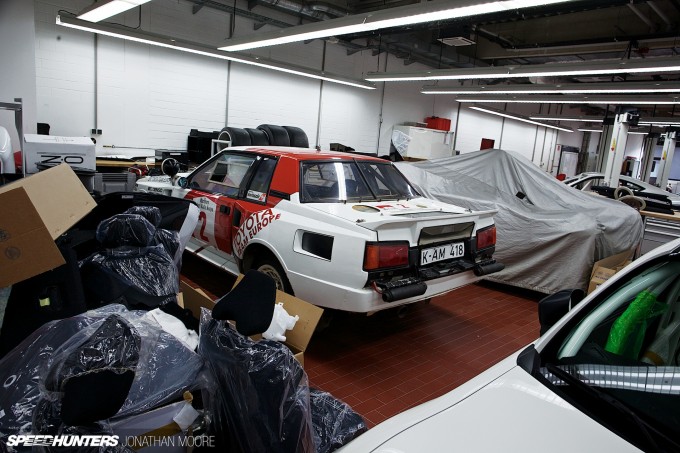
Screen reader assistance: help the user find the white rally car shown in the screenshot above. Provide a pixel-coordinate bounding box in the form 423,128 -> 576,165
135,147 -> 502,313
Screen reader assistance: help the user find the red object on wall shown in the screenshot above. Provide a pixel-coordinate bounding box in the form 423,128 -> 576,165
13,151 -> 22,173
425,117 -> 451,131
480,138 -> 495,150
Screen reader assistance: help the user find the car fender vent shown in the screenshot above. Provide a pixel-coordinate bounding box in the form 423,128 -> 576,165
301,231 -> 333,260
419,222 -> 474,246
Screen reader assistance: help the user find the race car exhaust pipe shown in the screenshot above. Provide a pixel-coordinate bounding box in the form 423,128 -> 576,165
474,262 -> 505,276
382,281 -> 427,302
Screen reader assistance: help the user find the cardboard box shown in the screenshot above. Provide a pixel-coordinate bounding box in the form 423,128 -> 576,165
180,278 -> 323,367
587,249 -> 634,294
0,164 -> 96,287
23,134 -> 96,174
110,399 -> 191,453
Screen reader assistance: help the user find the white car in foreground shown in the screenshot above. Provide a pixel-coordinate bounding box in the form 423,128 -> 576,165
136,147 -> 502,313
339,238 -> 680,452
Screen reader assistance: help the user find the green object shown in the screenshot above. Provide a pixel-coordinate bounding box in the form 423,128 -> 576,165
39,297 -> 50,307
605,290 -> 667,359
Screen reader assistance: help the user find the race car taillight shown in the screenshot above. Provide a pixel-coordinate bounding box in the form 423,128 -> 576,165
476,225 -> 496,251
363,242 -> 409,271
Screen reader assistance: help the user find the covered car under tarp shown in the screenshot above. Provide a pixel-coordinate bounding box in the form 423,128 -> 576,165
396,149 -> 644,294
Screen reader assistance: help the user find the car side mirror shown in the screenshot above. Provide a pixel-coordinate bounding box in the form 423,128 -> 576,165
177,177 -> 188,188
538,288 -> 585,336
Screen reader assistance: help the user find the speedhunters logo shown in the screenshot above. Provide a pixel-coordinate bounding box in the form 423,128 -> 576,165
6,435 -> 119,448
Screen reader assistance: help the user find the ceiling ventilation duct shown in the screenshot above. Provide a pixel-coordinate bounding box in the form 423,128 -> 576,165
437,37 -> 475,47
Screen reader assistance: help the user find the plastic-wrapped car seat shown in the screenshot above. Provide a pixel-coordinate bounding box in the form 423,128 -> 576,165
80,213 -> 179,310
0,305 -> 205,452
199,308 -> 314,453
309,389 -> 367,453
124,206 -> 181,263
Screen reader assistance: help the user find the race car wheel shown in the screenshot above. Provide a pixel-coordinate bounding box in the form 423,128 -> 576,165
254,257 -> 293,295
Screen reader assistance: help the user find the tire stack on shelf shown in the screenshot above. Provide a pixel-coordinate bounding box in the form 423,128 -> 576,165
217,124 -> 309,151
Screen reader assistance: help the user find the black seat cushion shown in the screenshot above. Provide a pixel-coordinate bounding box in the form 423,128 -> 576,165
212,270 -> 276,336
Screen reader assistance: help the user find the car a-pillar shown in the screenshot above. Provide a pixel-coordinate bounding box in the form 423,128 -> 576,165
241,243 -> 294,295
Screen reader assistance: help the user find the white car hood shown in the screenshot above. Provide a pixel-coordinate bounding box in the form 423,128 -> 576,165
354,366 -> 640,453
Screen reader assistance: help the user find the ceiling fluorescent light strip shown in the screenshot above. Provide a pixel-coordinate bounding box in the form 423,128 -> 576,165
455,94 -> 680,105
529,115 -> 604,122
577,128 -> 603,133
56,15 -> 375,90
421,81 -> 680,95
78,0 -> 152,23
367,57 -> 680,82
469,105 -> 573,132
638,118 -> 680,126
218,0 -> 575,52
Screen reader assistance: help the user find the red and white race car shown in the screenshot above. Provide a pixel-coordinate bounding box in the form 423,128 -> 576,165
135,147 -> 503,313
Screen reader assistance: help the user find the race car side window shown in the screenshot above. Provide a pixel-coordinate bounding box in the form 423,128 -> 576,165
189,153 -> 257,196
245,157 -> 277,203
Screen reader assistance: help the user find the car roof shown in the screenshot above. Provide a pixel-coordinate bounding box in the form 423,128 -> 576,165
226,145 -> 386,162
573,173 -> 642,184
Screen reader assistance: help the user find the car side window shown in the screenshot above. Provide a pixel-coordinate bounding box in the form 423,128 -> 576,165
558,260 -> 680,365
245,157 -> 277,203
189,153 -> 257,196
543,258 -> 680,446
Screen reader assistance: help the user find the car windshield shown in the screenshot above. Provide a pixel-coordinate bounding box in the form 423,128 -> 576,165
535,257 -> 680,451
300,160 -> 418,202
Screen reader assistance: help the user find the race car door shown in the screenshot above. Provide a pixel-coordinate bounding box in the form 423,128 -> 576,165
184,152 -> 259,263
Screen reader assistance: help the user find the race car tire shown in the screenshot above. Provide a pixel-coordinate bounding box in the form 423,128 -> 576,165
257,124 -> 291,147
253,255 -> 294,295
246,128 -> 270,146
282,126 -> 309,148
218,127 -> 251,147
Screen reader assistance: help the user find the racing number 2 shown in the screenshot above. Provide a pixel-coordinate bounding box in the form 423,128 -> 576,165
198,211 -> 209,242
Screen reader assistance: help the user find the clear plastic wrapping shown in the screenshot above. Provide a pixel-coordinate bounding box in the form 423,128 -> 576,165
0,305 -> 204,452
80,213 -> 179,309
199,308 -> 314,453
123,206 -> 180,260
309,389 -> 367,453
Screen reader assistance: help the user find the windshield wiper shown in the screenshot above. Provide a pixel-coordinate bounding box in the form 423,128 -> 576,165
545,363 -> 677,451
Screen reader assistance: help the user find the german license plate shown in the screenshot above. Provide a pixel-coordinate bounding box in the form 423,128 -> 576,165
421,242 -> 464,265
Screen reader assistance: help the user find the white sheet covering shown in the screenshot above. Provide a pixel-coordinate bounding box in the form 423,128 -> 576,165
396,149 -> 644,294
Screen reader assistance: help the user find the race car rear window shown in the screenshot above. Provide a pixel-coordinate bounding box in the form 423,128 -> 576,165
300,160 -> 418,202
301,161 -> 372,202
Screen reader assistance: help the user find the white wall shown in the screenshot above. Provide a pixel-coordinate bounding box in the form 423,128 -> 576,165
317,42 -> 382,151
19,0 -> 590,170
0,0 -> 37,153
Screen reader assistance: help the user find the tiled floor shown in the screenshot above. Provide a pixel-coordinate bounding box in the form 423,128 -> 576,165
180,253 -> 544,428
